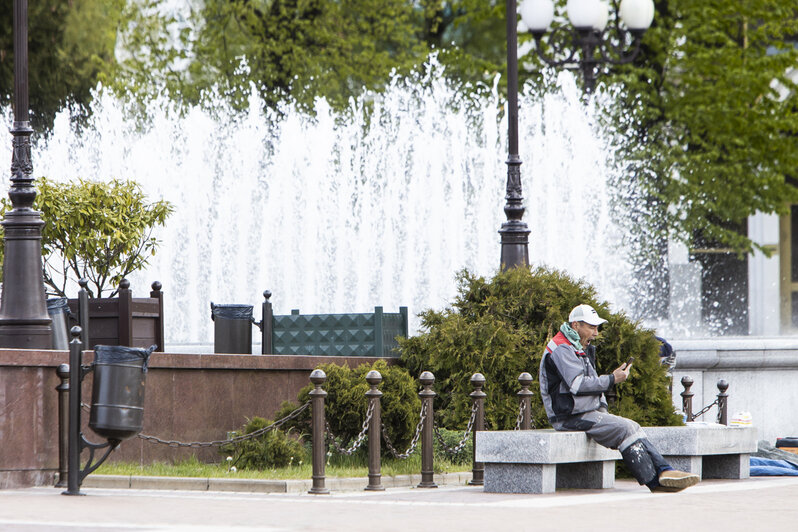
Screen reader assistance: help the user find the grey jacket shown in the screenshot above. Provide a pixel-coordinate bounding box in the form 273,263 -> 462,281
539,332 -> 613,422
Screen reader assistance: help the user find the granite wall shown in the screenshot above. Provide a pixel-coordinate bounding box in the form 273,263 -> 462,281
0,349 -> 392,489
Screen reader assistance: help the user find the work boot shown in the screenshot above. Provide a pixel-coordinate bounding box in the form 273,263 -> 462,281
655,470 -> 699,492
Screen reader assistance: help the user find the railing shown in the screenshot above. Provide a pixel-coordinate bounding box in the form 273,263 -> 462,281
680,376 -> 729,425
54,363 -> 730,492
67,278 -> 164,352
259,291 -> 407,357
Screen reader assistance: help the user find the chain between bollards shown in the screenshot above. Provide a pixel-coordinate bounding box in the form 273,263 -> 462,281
468,373 -> 486,486
681,376 -> 730,424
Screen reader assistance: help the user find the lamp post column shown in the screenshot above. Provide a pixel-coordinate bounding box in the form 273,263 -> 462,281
0,0 -> 53,348
499,0 -> 530,270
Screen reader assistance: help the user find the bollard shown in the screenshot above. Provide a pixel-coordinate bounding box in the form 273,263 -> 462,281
55,363 -> 70,488
417,371 -> 437,488
365,370 -> 384,491
680,376 -> 694,422
261,291 -> 273,355
64,327 -> 85,495
150,281 -> 165,352
77,278 -> 90,351
468,373 -> 486,486
118,279 -> 133,346
717,379 -> 729,426
518,372 -> 533,430
308,369 -> 330,494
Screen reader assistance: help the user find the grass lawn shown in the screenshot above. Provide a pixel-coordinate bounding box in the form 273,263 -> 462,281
95,454 -> 471,480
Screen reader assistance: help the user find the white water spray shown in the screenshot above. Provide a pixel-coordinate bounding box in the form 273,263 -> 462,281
1,66 -> 636,345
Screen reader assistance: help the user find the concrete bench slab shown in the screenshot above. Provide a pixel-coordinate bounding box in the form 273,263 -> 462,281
644,424 -> 757,480
475,430 -> 620,494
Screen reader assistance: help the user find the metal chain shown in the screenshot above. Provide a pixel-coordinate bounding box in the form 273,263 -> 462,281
325,402 -> 375,456
514,401 -> 525,430
381,401 -> 427,460
137,401 -> 311,448
433,402 -> 477,456
691,399 -> 719,422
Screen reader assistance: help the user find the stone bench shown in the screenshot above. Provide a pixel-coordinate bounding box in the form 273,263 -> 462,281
644,424 -> 758,480
475,424 -> 758,494
475,429 -> 621,494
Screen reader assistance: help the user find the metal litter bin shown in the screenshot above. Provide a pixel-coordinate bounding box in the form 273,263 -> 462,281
89,344 -> 155,441
47,297 -> 70,350
211,303 -> 255,354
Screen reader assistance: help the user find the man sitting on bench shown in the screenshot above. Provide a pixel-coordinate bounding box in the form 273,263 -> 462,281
539,304 -> 699,493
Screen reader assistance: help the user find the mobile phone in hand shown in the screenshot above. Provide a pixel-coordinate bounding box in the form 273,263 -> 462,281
624,356 -> 634,369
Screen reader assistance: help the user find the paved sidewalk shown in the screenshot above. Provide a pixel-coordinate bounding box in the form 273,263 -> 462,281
1,476 -> 798,531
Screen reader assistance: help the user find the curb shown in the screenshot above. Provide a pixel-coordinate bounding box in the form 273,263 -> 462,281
82,471 -> 474,493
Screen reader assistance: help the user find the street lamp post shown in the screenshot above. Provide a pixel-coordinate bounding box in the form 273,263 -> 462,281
499,0 -> 531,271
520,0 -> 655,93
499,0 -> 654,270
0,0 -> 53,348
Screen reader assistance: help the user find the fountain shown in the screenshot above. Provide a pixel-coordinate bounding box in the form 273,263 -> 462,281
3,59 -> 798,460
1,64 -> 637,346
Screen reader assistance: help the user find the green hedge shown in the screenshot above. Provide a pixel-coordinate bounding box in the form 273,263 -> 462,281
398,267 -> 681,430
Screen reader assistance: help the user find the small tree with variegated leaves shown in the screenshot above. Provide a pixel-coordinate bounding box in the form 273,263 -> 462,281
0,177 -> 173,298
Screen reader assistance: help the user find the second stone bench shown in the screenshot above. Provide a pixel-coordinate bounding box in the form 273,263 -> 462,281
475,429 -> 621,494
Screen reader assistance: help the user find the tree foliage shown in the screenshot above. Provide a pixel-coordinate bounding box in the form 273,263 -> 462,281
398,267 -> 681,430
0,0 -> 123,129
0,178 -> 173,298
5,1 -> 798,254
605,0 -> 798,253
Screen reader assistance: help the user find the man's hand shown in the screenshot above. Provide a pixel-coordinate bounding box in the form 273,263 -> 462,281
612,363 -> 631,384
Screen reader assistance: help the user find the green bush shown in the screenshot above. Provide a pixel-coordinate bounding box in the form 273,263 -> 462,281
276,359 -> 422,455
398,267 -> 681,430
220,416 -> 306,470
433,427 -> 473,466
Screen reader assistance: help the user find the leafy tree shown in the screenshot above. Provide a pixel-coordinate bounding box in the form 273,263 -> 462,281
112,0 -> 429,111
0,0 -> 123,129
398,267 -> 681,430
0,178 -> 173,298
606,0 -> 798,254
419,0 -> 507,84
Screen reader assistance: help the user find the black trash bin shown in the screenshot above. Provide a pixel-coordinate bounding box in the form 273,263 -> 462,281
47,297 -> 70,350
89,344 -> 155,441
211,303 -> 254,354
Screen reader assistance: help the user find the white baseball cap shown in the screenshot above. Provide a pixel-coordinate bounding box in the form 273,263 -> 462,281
569,304 -> 607,326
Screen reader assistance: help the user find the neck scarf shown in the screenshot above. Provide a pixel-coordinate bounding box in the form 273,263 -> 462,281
560,322 -> 584,351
